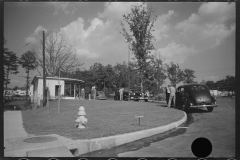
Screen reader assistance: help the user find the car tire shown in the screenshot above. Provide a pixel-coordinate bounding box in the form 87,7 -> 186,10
207,107 -> 214,112
145,99 -> 148,102
182,104 -> 189,113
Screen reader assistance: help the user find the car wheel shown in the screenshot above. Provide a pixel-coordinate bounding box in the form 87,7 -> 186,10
207,107 -> 214,112
182,104 -> 189,113
145,99 -> 148,102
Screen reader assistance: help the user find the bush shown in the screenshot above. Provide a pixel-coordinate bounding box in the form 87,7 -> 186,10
154,93 -> 166,101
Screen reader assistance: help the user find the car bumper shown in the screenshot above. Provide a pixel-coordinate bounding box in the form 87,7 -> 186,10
190,104 -> 218,108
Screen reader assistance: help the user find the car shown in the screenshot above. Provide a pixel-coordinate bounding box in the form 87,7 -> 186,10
129,89 -> 148,102
175,84 -> 218,112
96,91 -> 107,100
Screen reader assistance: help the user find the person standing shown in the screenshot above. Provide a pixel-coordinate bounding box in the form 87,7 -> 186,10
168,84 -> 176,108
119,88 -> 123,101
90,86 -> 94,100
146,90 -> 150,98
93,86 -> 97,100
81,88 -> 85,100
165,85 -> 170,105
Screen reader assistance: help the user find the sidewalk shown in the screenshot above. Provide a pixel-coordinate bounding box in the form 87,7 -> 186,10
4,108 -> 187,157
4,111 -> 29,139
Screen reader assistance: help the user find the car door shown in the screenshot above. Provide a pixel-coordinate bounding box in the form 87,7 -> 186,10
176,87 -> 181,107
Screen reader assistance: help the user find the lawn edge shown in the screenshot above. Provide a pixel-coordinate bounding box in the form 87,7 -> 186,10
5,111 -> 187,157
67,110 -> 187,156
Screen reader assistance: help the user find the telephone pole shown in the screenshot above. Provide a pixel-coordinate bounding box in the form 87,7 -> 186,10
43,31 -> 46,107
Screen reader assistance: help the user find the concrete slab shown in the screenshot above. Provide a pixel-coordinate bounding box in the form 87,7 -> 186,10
4,134 -> 74,157
27,145 -> 74,157
4,111 -> 28,139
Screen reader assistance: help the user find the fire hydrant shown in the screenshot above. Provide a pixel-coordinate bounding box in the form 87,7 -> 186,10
75,106 -> 88,129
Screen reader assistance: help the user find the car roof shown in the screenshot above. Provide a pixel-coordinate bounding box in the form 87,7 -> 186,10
178,84 -> 209,89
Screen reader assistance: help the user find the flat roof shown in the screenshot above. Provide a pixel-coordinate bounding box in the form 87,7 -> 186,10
31,76 -> 84,84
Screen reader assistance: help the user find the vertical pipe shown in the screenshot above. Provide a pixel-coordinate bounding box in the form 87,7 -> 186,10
128,43 -> 130,100
43,31 -> 46,107
58,69 -> 60,113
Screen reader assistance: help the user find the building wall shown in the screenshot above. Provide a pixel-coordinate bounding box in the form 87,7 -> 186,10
45,79 -> 65,98
33,78 -> 65,106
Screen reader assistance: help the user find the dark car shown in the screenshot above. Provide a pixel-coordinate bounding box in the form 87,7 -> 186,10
129,90 -> 148,102
96,91 -> 107,100
114,89 -> 129,101
175,84 -> 218,112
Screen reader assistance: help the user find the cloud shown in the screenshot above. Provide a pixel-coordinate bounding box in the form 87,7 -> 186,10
152,10 -> 176,41
98,2 -> 146,21
157,41 -> 198,64
60,17 -> 118,59
25,25 -> 48,44
175,2 -> 235,49
51,2 -> 76,16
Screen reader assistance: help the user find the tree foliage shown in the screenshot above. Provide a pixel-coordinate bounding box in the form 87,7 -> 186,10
33,32 -> 83,76
182,68 -> 196,84
120,3 -> 157,92
144,55 -> 166,93
19,51 -> 38,98
19,51 -> 38,72
165,61 -> 184,86
4,39 -> 19,93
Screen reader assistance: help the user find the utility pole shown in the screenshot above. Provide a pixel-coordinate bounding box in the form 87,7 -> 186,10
43,31 -> 46,107
128,43 -> 130,100
26,70 -> 29,107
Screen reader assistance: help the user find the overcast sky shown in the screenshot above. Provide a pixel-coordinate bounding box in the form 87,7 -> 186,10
4,2 -> 235,88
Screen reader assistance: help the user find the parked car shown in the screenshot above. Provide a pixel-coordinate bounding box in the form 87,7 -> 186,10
175,84 -> 218,112
129,89 -> 148,102
96,91 -> 107,100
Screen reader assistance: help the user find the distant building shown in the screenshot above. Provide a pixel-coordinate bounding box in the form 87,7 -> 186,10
14,89 -> 27,96
4,88 -> 14,96
31,76 -> 85,107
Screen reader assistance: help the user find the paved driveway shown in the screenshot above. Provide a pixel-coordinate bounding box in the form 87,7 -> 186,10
118,97 -> 235,157
80,97 -> 235,158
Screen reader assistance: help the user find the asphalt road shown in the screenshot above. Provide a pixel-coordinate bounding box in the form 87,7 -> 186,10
118,97 -> 235,158
80,97 -> 235,158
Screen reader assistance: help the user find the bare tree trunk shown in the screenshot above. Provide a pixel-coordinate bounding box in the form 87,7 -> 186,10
5,68 -> 9,100
26,70 -> 30,108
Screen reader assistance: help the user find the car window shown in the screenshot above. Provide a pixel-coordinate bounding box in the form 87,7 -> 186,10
190,85 -> 207,91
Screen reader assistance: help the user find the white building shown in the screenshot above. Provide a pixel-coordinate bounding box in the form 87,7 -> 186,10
31,76 -> 85,107
14,89 -> 27,96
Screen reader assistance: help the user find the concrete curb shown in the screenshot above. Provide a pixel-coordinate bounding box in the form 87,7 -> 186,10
5,111 -> 187,157
68,111 -> 187,156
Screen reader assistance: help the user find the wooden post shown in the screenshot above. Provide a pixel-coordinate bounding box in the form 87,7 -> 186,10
47,89 -> 49,109
43,31 -> 46,107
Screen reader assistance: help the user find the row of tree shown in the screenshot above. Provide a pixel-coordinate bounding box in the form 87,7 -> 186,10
200,75 -> 235,92
58,60 -> 197,96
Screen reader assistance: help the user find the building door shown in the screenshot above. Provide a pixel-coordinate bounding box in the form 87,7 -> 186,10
55,85 -> 60,97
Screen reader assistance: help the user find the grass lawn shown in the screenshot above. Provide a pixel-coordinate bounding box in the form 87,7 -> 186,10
22,100 -> 184,140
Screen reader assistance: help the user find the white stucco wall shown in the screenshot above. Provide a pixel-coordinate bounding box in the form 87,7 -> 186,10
37,78 -> 65,98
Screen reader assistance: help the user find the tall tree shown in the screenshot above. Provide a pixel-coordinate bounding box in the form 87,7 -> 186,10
182,68 -> 196,84
33,32 -> 83,76
144,55 -> 166,93
120,3 -> 157,93
19,51 -> 38,106
4,39 -> 19,98
166,61 -> 184,86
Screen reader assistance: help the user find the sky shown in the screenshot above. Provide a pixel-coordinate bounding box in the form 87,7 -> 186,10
4,2 -> 235,88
